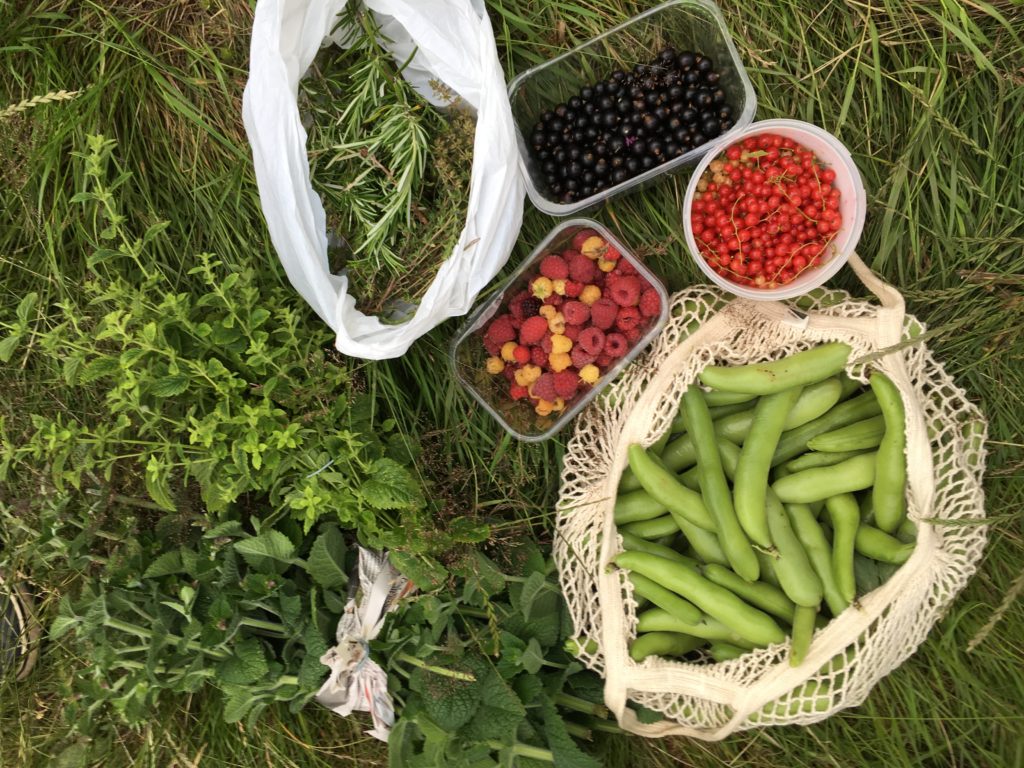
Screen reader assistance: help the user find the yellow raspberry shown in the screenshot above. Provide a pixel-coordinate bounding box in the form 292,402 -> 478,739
550,334 -> 573,354
579,285 -> 602,306
547,313 -> 566,334
486,356 -> 505,375
553,279 -> 567,296
535,399 -> 554,416
597,257 -> 616,273
531,276 -> 554,299
500,341 -> 518,362
579,364 -> 600,384
551,397 -> 566,412
539,304 -> 557,319
581,236 -> 607,260
514,364 -> 541,387
549,352 -> 572,372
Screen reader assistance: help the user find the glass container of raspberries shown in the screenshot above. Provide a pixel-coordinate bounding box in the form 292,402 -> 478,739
683,118 -> 867,300
450,220 -> 669,441
507,0 -> 756,216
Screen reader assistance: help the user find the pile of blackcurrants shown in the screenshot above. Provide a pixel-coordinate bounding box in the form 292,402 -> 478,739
528,48 -> 733,205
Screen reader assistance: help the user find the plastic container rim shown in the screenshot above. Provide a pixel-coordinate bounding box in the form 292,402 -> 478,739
682,118 -> 868,301
507,0 -> 758,217
450,218 -> 670,442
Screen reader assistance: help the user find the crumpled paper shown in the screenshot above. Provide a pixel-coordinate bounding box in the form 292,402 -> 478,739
315,547 -> 415,741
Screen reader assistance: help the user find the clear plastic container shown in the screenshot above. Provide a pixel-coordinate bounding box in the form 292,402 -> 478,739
450,219 -> 669,442
682,118 -> 867,300
507,0 -> 757,217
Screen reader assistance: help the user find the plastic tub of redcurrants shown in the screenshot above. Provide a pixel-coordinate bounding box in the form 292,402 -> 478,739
508,0 -> 757,215
450,220 -> 669,442
683,119 -> 867,299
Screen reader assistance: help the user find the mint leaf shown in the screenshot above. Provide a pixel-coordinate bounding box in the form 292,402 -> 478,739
221,684 -> 259,724
517,572 -> 548,621
362,458 -> 423,510
390,550 -> 447,591
521,638 -> 544,675
142,551 -> 184,579
631,702 -> 667,725
298,621 -> 330,690
461,668 -> 526,744
218,637 -> 269,685
150,375 -> 190,398
540,697 -> 601,768
307,524 -> 348,589
413,661 -> 481,732
234,530 -> 296,573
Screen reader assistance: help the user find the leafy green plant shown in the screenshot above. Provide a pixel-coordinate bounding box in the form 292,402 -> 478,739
0,135 -> 474,557
51,517 -> 350,730
379,542 -> 622,767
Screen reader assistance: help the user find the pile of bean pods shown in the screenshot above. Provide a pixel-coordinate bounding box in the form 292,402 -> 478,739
613,342 -> 915,666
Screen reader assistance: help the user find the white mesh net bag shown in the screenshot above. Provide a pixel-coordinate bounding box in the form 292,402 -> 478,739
554,254 -> 988,740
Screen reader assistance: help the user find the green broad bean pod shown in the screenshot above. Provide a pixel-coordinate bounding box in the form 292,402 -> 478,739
786,503 -> 849,617
870,372 -> 908,533
704,390 -> 758,407
825,494 -> 861,604
772,390 -> 882,466
635,608 -> 756,648
734,386 -> 804,548
855,524 -> 915,565
627,444 -> 716,531
670,510 -> 730,567
698,343 -> 852,395
682,387 -> 760,582
701,563 -> 796,623
616,551 -> 784,646
789,604 -> 818,667
619,531 -> 696,566
628,572 -> 703,625
765,490 -> 823,608
613,489 -> 666,525
621,515 -> 680,540
708,642 -> 748,662
773,452 -> 878,503
806,415 -> 887,452
630,632 -> 704,662
783,449 -> 868,473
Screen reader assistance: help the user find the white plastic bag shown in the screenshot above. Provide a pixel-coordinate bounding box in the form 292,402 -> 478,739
242,0 -> 524,360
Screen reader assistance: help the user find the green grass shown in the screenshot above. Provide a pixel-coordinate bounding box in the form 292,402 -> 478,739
2,0 -> 1024,766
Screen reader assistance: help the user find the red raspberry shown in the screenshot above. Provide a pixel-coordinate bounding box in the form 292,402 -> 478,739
567,251 -> 598,283
541,332 -> 554,354
513,345 -> 531,364
509,384 -> 529,400
519,315 -> 549,345
564,280 -> 583,298
616,305 -> 642,331
623,326 -> 643,345
539,254 -> 569,280
562,300 -> 590,326
553,370 -> 580,399
608,276 -> 642,307
571,346 -> 597,369
483,337 -> 502,356
532,372 -> 558,401
544,294 -> 564,306
531,345 -> 547,367
595,352 -> 614,368
517,295 -> 543,319
639,288 -> 661,318
615,258 -> 638,276
604,332 -> 628,358
510,315 -> 522,330
508,290 -> 531,320
485,314 -> 516,344
564,323 -> 583,342
590,297 -> 619,330
602,243 -> 622,261
578,327 -> 606,355
571,228 -> 600,251
502,365 -> 516,382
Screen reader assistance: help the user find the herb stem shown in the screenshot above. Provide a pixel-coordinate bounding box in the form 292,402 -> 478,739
485,741 -> 554,762
238,617 -> 288,635
554,692 -> 609,719
582,716 -> 625,735
395,652 -> 476,682
563,721 -> 593,741
103,618 -> 230,660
